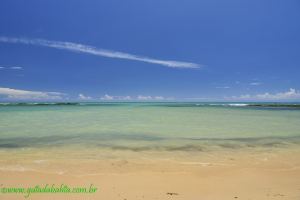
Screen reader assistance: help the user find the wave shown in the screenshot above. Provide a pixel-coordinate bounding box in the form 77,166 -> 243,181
207,103 -> 248,107
227,103 -> 249,107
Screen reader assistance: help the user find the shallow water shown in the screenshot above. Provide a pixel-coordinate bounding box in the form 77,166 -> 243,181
0,102 -> 300,152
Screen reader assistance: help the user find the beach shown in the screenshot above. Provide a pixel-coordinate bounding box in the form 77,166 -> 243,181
1,146 -> 300,200
0,103 -> 300,199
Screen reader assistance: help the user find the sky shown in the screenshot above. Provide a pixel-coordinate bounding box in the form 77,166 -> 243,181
0,0 -> 300,102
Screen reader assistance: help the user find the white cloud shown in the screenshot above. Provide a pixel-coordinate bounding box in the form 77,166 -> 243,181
100,94 -> 114,100
137,95 -> 152,100
0,37 -> 200,69
250,82 -> 262,86
10,66 -> 23,70
154,96 -> 164,100
137,95 -> 167,100
99,94 -> 169,101
120,96 -> 131,100
0,87 -> 65,100
229,88 -> 300,101
0,66 -> 23,70
100,94 -> 132,101
78,93 -> 92,100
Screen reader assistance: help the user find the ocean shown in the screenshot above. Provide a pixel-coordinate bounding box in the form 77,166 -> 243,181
0,102 -> 300,151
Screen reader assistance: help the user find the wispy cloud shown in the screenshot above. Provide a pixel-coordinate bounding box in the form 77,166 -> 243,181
216,86 -> 230,89
0,37 -> 200,69
10,66 -> 23,70
0,87 -> 65,100
0,66 -> 23,70
250,82 -> 262,86
228,88 -> 300,101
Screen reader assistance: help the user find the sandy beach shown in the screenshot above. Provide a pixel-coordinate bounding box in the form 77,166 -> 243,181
1,146 -> 300,200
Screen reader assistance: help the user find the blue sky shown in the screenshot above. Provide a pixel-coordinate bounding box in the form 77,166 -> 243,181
0,0 -> 300,101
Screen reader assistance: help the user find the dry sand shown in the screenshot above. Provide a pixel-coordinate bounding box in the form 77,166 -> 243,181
0,147 -> 300,200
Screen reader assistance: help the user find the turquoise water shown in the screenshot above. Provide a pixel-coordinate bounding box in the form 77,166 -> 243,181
0,103 -> 300,151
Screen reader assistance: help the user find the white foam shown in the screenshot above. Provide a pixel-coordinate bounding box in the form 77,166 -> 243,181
228,104 -> 249,107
